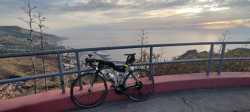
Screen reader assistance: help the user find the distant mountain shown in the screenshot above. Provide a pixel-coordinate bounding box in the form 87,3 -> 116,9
0,26 -> 65,53
176,50 -> 211,60
176,48 -> 250,60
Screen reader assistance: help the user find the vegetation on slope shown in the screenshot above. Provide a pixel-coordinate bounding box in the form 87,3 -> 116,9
155,48 -> 250,75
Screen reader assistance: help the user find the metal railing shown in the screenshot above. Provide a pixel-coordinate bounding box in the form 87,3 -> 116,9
1,41 -> 250,93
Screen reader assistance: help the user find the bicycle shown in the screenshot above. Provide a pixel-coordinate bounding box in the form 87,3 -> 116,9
70,53 -> 154,108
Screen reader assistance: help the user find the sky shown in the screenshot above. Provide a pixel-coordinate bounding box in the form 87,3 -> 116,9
0,0 -> 250,51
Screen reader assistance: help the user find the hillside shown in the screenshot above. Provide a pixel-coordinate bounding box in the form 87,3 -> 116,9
0,26 -> 65,53
0,26 -> 67,99
155,48 -> 250,75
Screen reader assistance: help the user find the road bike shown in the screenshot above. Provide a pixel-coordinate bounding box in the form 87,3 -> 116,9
70,53 -> 154,108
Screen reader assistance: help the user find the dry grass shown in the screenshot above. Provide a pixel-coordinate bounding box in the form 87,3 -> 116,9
0,57 -> 58,79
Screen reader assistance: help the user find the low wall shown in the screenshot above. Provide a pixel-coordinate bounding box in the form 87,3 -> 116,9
1,72 -> 250,112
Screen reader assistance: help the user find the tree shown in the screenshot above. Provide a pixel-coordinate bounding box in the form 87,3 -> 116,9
36,12 -> 48,91
218,30 -> 231,53
19,0 -> 38,93
20,0 -> 37,48
137,29 -> 149,62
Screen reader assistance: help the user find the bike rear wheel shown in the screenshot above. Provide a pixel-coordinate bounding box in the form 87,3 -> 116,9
70,73 -> 108,108
123,69 -> 154,101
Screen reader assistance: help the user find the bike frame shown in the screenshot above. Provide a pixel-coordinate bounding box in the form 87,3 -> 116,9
82,65 -> 137,89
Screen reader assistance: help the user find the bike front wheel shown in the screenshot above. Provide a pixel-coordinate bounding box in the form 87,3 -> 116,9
123,69 -> 154,101
70,73 -> 108,108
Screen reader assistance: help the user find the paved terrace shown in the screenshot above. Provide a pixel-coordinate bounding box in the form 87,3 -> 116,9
73,87 -> 250,112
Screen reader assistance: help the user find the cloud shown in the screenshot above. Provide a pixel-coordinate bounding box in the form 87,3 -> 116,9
47,10 -> 126,30
50,0 -> 192,13
59,0 -> 120,12
143,7 -> 203,18
222,0 -> 250,7
198,19 -> 250,29
0,0 -> 250,32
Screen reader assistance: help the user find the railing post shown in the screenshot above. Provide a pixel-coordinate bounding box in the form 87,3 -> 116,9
75,52 -> 83,90
149,46 -> 154,77
57,53 -> 65,94
207,44 -> 214,76
217,43 -> 226,75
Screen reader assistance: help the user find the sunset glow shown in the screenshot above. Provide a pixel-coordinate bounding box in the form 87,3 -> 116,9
0,0 -> 250,48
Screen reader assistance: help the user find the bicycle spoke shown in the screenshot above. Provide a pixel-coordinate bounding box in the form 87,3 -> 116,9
70,73 -> 108,108
123,69 -> 154,101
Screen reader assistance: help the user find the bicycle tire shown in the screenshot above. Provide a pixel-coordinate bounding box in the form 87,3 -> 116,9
123,69 -> 154,101
70,73 -> 108,108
